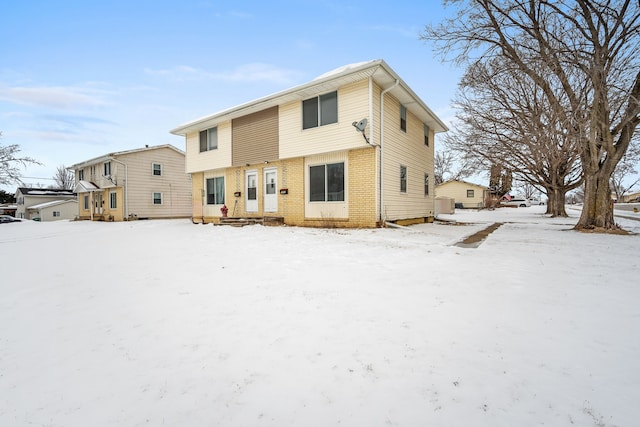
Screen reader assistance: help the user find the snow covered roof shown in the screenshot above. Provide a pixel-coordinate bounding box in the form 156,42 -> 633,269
27,199 -> 78,210
75,181 -> 100,193
170,59 -> 448,136
67,144 -> 184,171
16,187 -> 76,197
436,179 -> 489,189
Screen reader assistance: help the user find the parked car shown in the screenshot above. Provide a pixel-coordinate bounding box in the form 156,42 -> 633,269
501,198 -> 531,207
529,199 -> 545,205
0,215 -> 22,224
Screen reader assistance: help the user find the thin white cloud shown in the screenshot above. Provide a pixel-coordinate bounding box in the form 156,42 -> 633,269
368,24 -> 420,39
0,84 -> 109,110
145,63 -> 302,85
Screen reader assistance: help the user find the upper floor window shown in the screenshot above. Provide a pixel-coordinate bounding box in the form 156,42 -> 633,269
400,105 -> 407,133
303,91 -> 338,129
152,163 -> 162,176
400,165 -> 407,193
199,127 -> 218,152
78,169 -> 84,181
309,162 -> 344,202
104,161 -> 111,176
424,124 -> 430,146
467,189 -> 475,198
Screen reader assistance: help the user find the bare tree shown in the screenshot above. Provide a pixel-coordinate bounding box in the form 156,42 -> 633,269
442,56 -> 583,217
610,142 -> 640,201
0,132 -> 41,186
434,150 -> 478,185
422,0 -> 640,230
52,165 -> 75,190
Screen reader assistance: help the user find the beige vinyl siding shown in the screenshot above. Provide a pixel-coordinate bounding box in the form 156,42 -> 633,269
381,94 -> 435,221
232,106 -> 279,166
435,180 -> 486,208
185,121 -> 232,173
120,147 -> 192,218
279,80 -> 372,159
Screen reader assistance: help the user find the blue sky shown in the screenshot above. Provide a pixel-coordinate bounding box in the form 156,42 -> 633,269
0,0 -> 462,192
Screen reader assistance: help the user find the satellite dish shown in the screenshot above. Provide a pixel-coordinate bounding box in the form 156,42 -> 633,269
352,118 -> 368,132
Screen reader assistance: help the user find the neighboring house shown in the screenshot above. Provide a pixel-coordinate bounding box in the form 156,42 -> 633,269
621,191 -> 640,203
435,180 -> 489,209
27,199 -> 78,222
170,59 -> 448,227
15,187 -> 76,220
0,204 -> 17,216
68,145 -> 192,221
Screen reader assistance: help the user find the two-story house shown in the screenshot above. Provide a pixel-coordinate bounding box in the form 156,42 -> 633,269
170,60 -> 448,227
68,144 -> 192,221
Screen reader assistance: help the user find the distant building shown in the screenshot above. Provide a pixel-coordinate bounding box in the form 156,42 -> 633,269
68,144 -> 192,221
15,187 -> 76,220
435,180 -> 489,209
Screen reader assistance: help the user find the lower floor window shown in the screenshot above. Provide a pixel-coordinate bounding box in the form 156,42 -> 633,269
467,189 -> 475,198
53,211 -> 60,217
310,162 -> 344,202
400,165 -> 407,193
110,192 -> 117,209
153,192 -> 163,205
424,173 -> 429,196
83,195 -> 89,210
206,176 -> 225,205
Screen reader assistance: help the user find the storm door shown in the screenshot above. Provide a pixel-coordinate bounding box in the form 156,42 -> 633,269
245,170 -> 258,213
264,168 -> 277,213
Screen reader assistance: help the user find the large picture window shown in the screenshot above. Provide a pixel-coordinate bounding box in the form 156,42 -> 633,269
303,91 -> 338,129
206,177 -> 225,205
310,162 -> 344,202
199,127 -> 218,152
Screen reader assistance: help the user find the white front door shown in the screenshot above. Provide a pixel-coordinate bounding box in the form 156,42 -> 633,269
264,168 -> 277,213
246,170 -> 258,213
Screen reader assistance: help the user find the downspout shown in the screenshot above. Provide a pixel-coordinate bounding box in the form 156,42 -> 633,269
111,158 -> 129,220
380,79 -> 400,224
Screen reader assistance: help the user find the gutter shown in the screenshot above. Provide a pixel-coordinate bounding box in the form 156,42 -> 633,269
380,78 -> 400,224
110,158 -> 129,220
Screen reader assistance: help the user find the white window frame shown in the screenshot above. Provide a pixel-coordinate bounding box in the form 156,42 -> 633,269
104,161 -> 111,176
152,163 -> 162,176
152,192 -> 163,205
109,191 -> 117,209
309,162 -> 345,202
302,91 -> 338,130
400,165 -> 407,193
199,127 -> 218,152
205,176 -> 225,205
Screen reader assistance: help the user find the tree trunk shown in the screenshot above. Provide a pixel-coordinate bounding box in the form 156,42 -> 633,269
575,171 -> 616,230
545,187 -> 568,217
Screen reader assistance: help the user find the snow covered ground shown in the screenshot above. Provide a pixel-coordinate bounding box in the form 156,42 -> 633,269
1,205 -> 638,427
